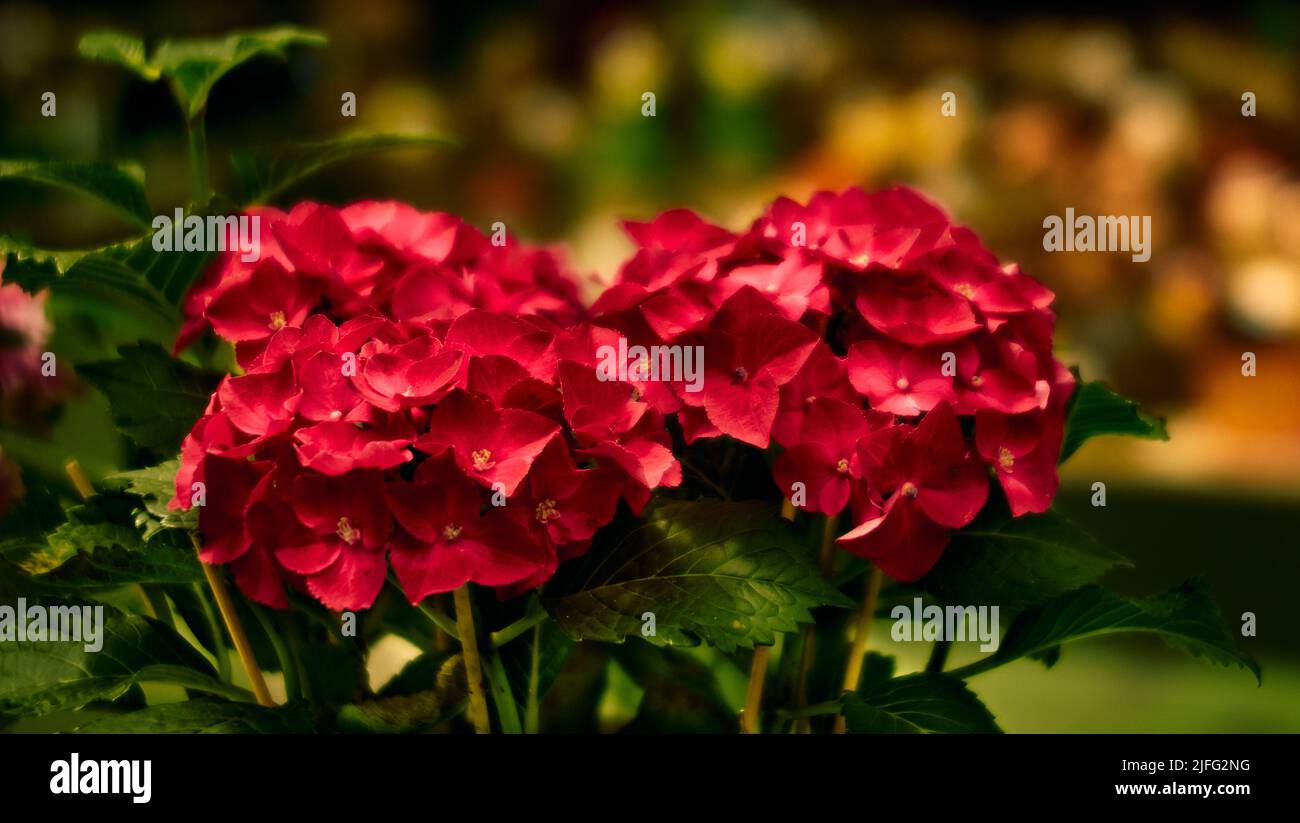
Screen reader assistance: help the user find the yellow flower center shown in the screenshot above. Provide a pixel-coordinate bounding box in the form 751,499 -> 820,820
535,499 -> 560,523
895,377 -> 910,391
442,523 -> 462,541
268,310 -> 287,331
998,447 -> 1015,471
900,481 -> 919,499
335,516 -> 359,545
471,448 -> 495,471
836,458 -> 850,474
954,282 -> 975,299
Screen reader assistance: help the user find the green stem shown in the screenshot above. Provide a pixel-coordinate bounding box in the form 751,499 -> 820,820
141,584 -> 176,629
482,645 -> 523,734
926,638 -> 953,674
193,581 -> 231,682
525,622 -> 541,734
419,601 -> 460,640
945,657 -> 1002,681
388,571 -> 460,640
252,604 -> 300,703
490,606 -> 547,648
776,700 -> 841,720
185,112 -> 210,205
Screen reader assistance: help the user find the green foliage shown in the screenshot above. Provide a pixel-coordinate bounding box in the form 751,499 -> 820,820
1060,375 -> 1169,462
0,599 -> 249,717
80,27 -> 326,120
949,578 -> 1259,683
338,652 -> 466,733
0,160 -> 151,228
233,132 -> 456,205
79,342 -> 220,454
923,508 -> 1129,615
543,498 -> 852,651
107,459 -> 197,538
73,699 -> 313,733
842,674 -> 1002,734
609,641 -> 735,733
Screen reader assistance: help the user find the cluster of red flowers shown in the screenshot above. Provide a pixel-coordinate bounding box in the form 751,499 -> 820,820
176,201 -> 586,367
173,186 -> 1070,608
172,309 -> 680,609
172,202 -> 677,609
592,186 -> 1073,581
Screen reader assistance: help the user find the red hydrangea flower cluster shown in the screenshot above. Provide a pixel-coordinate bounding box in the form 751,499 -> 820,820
171,309 -> 680,610
592,186 -> 1074,582
176,201 -> 587,368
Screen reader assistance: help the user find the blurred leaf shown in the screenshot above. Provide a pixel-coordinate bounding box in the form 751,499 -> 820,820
78,32 -> 160,81
339,653 -> 465,733
79,342 -> 220,454
298,642 -> 365,707
0,474 -> 64,569
73,699 -> 313,733
499,620 -> 573,713
950,579 -> 1260,683
233,132 -> 456,205
543,498 -> 852,652
0,599 -> 248,717
79,27 -> 326,120
842,674 -> 1002,734
377,649 -> 457,699
609,641 -> 734,733
1061,377 -> 1169,462
922,508 -> 1129,615
0,160 -> 151,228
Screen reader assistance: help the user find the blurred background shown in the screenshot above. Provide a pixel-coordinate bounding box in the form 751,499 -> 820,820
0,0 -> 1297,731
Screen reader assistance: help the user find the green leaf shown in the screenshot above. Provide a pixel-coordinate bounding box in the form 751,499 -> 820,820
80,27 -> 326,120
949,579 -> 1260,683
79,342 -> 220,454
78,32 -> 160,82
1060,377 -> 1169,462
609,642 -> 735,733
841,674 -> 1002,734
0,599 -> 249,716
338,654 -> 466,733
542,499 -> 853,652
32,497 -> 202,588
0,474 -> 65,570
0,160 -> 151,228
2,232 -> 212,319
73,699 -> 313,733
233,132 -> 456,205
106,459 -> 197,537
922,508 -> 1129,615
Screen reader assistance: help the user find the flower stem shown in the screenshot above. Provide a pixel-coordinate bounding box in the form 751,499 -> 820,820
252,603 -> 300,703
926,638 -> 953,673
525,621 -> 542,734
482,645 -> 523,734
197,554 -> 274,707
185,113 -> 210,205
193,581 -> 232,682
490,602 -> 546,648
452,584 -> 492,733
793,514 -> 840,732
741,646 -> 771,733
832,565 -> 883,734
741,498 -> 800,733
